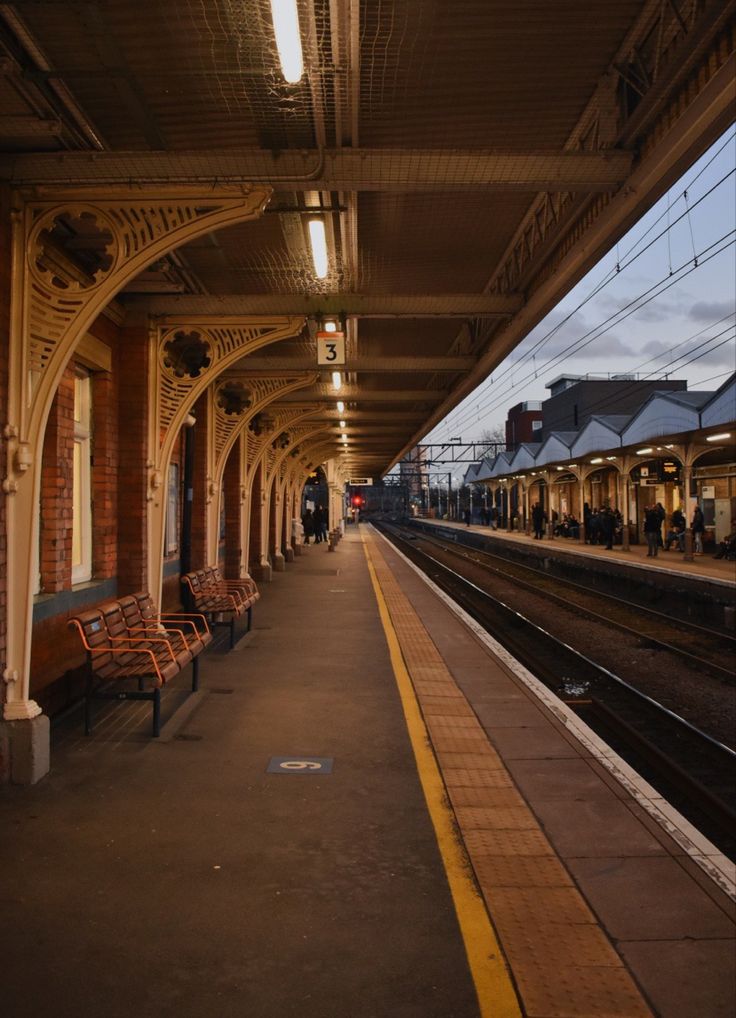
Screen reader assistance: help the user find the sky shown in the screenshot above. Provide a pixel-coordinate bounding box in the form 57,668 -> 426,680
425,127 -> 736,467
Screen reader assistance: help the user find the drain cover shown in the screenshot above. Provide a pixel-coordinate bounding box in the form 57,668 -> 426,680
267,756 -> 333,774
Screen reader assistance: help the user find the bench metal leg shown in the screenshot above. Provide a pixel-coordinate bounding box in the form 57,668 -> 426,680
247,605 -> 252,632
192,655 -> 199,692
229,615 -> 236,649
152,688 -> 161,737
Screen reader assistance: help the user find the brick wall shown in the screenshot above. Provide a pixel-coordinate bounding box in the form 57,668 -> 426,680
39,367 -> 75,592
224,437 -> 241,577
117,326 -> 149,594
249,462 -> 263,572
190,392 -> 209,567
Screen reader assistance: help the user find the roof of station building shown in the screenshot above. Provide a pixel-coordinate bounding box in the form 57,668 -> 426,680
1,2 -> 733,477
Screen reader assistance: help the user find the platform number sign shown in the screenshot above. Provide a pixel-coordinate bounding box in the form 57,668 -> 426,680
317,331 -> 345,366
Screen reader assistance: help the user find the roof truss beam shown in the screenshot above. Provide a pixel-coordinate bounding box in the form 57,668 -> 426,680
224,356 -> 474,373
126,293 -> 522,318
1,148 -> 633,191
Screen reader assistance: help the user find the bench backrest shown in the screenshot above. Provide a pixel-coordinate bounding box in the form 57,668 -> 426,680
70,608 -> 111,663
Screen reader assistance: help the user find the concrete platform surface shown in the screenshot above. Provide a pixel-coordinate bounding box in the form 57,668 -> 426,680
0,534 -> 480,1018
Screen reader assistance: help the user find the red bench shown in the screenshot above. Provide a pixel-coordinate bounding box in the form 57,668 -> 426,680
69,595 -> 211,737
181,569 -> 259,648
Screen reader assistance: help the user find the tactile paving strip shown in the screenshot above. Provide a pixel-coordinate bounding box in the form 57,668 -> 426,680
365,533 -> 654,1018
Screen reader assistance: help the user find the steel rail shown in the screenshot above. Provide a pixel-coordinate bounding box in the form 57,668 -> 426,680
409,525 -> 736,682
377,522 -> 736,853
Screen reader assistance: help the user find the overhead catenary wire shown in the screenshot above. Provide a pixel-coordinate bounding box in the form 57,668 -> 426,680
436,146 -> 735,443
439,167 -> 735,441
440,229 -> 735,438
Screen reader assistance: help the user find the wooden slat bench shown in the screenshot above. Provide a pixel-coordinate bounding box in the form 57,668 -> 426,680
69,596 -> 211,737
181,569 -> 258,648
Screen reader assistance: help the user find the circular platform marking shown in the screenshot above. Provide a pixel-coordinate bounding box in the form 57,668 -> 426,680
267,756 -> 333,774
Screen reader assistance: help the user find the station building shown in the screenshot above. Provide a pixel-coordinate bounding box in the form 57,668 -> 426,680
466,373 -> 736,548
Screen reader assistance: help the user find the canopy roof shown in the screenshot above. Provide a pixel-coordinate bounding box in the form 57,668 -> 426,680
1,1 -> 733,476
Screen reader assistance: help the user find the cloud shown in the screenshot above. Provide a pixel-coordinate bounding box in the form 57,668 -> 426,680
687,300 -> 736,322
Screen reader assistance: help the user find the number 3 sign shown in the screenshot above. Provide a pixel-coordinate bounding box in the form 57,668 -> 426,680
317,331 -> 345,366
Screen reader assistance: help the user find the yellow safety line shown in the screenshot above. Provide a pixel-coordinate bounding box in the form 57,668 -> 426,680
362,534 -> 521,1018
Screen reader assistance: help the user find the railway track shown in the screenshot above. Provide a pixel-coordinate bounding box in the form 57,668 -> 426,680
375,521 -> 736,858
406,523 -> 736,681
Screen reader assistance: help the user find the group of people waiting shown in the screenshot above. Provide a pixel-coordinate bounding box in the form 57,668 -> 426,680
301,505 -> 328,544
643,503 -> 706,557
583,505 -> 622,548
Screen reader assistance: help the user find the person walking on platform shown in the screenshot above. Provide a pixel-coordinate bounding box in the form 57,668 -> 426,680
531,501 -> 546,540
644,504 -> 661,557
691,504 -> 705,554
302,508 -> 314,545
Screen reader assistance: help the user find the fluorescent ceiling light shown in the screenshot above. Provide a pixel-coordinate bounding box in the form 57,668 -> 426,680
706,432 -> 731,442
636,447 -> 653,455
336,401 -> 344,413
308,220 -> 328,278
331,371 -> 342,390
270,0 -> 303,83
590,458 -> 603,464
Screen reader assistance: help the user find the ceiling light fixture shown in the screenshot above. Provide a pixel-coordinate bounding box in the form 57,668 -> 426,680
336,401 -> 344,413
706,432 -> 731,442
590,458 -> 603,464
339,421 -> 346,429
269,0 -> 303,83
323,320 -> 337,333
332,371 -> 342,391
308,220 -> 328,278
635,447 -> 653,455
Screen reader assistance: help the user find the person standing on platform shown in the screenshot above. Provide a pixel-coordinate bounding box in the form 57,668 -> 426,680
463,507 -> 471,526
600,507 -> 615,550
302,508 -> 314,544
655,502 -> 666,548
691,504 -> 705,554
312,504 -> 324,544
531,501 -> 545,539
644,504 -> 661,557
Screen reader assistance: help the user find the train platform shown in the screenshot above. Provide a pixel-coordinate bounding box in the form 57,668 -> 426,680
1,525 -> 734,1018
413,516 -> 736,587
